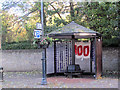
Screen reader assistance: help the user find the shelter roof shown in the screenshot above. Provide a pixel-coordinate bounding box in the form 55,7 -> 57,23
49,21 -> 101,39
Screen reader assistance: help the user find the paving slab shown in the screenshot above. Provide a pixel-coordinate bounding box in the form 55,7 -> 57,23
1,71 -> 118,88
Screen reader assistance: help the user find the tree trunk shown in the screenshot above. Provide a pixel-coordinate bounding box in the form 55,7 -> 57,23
70,0 -> 74,18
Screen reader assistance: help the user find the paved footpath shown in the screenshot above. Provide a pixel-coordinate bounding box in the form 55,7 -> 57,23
0,71 -> 118,88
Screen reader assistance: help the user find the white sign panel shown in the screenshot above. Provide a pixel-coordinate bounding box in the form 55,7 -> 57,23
75,41 -> 91,59
34,29 -> 42,39
36,23 -> 42,29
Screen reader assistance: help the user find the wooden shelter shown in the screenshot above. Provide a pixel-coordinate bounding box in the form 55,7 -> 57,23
48,21 -> 102,79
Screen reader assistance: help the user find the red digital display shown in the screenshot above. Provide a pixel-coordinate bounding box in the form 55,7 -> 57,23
75,45 -> 89,57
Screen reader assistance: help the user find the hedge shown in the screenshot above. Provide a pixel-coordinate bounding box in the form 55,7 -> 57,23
1,38 -> 119,50
1,41 -> 38,50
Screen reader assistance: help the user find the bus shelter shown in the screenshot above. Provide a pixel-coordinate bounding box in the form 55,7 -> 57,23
48,21 -> 102,79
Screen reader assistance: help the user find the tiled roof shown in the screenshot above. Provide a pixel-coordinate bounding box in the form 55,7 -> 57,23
49,21 -> 98,34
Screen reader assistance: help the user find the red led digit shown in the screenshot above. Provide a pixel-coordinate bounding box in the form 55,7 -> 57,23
77,45 -> 82,56
75,45 -> 77,55
84,46 -> 89,56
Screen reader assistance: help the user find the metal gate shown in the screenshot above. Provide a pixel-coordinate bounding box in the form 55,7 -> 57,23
55,41 -> 72,73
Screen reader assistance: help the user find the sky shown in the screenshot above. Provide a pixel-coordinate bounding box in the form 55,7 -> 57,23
0,0 -> 118,16
0,0 -> 5,9
0,0 -> 32,16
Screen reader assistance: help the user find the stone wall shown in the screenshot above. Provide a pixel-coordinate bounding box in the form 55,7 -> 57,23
102,47 -> 119,74
1,49 -> 42,72
1,47 -> 119,74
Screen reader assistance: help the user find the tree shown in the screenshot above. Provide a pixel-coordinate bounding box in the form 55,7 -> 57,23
74,2 -> 119,39
1,1 -> 68,41
1,1 -> 119,47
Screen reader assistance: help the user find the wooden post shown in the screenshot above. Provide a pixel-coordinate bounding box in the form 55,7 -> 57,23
72,36 -> 75,65
96,37 -> 102,79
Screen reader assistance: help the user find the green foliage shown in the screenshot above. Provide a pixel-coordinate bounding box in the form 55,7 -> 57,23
2,41 -> 38,50
33,36 -> 53,46
44,24 -> 63,34
54,17 -> 67,26
80,2 -> 118,38
46,36 -> 53,43
1,1 -> 119,50
102,38 -> 120,47
74,2 -> 119,47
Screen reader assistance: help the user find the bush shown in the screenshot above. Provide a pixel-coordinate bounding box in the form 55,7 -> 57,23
1,38 -> 119,50
1,41 -> 38,50
102,38 -> 120,47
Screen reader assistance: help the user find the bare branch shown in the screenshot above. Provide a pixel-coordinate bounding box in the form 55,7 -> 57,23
11,8 -> 38,27
22,8 -> 38,17
49,3 -> 63,20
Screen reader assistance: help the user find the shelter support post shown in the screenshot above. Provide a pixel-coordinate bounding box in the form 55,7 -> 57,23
94,37 -> 97,78
90,39 -> 92,73
72,37 -> 75,65
95,37 -> 102,79
90,59 -> 92,73
101,37 -> 103,75
54,41 -> 56,74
